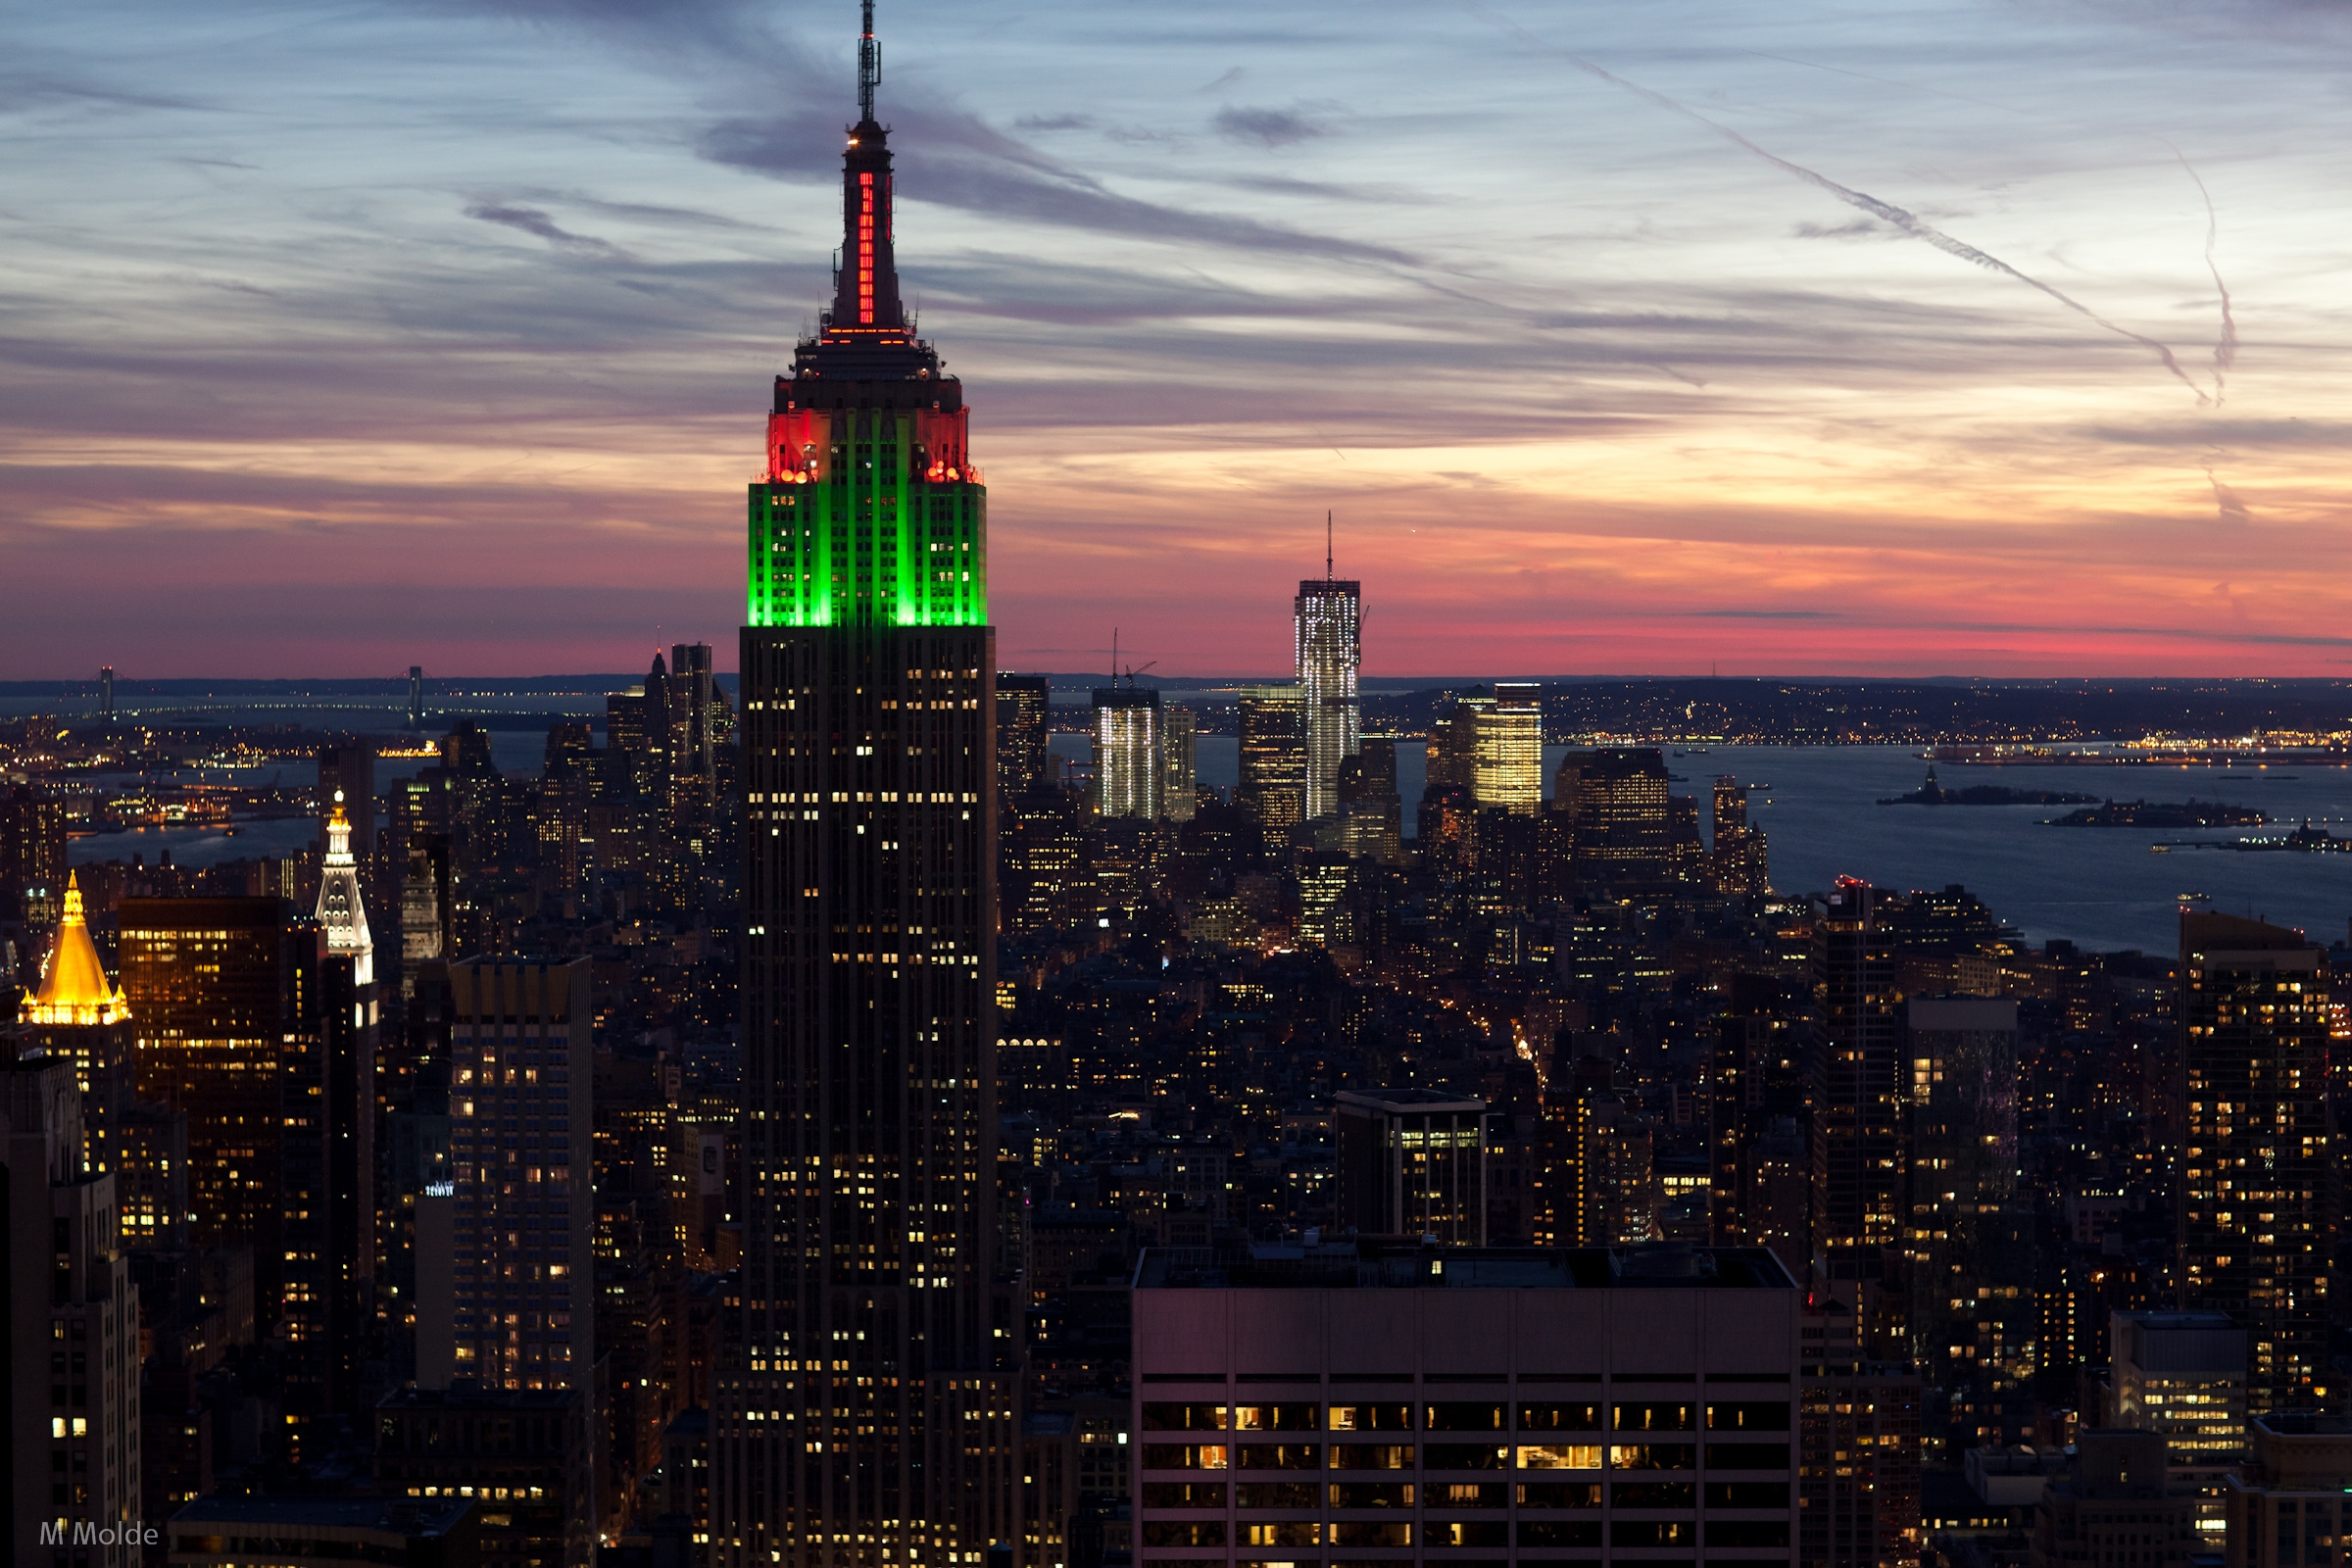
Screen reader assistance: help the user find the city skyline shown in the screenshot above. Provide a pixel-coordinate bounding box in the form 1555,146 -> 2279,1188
7,0 -> 2352,678
11,6 -> 2352,1561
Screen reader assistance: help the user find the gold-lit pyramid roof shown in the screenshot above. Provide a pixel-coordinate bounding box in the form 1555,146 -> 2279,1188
20,873 -> 127,1027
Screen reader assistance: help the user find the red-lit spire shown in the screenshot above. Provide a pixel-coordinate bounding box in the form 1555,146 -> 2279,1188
830,0 -> 905,334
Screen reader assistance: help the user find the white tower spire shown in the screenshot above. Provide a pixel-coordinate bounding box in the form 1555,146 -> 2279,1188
315,788 -> 374,986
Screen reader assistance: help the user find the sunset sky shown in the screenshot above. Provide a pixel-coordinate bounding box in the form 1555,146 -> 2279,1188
5,0 -> 2351,678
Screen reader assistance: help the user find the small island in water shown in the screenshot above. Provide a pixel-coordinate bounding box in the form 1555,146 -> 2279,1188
1879,765 -> 2099,807
2048,798 -> 2267,828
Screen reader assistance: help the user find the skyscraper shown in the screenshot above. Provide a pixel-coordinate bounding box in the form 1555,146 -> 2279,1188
1709,974 -> 1805,1257
1160,705 -> 1197,823
2179,912 -> 2328,1413
1904,997 -> 2028,1395
1551,747 -> 1673,895
1235,684 -> 1303,846
118,895 -> 289,1316
1811,879 -> 1905,1352
1335,736 -> 1401,861
1092,681 -> 1161,820
669,640 -> 723,799
13,873 -> 132,1186
99,663 -> 115,724
724,7 -> 1016,1561
1472,680 -> 1542,812
1710,775 -> 1769,896
283,793 -> 378,1423
4,1055 -> 141,1557
995,674 -> 1051,799
444,957 -> 592,1394
1294,530 -> 1359,821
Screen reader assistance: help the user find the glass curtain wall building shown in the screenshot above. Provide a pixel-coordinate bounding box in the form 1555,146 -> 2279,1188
1294,572 -> 1360,822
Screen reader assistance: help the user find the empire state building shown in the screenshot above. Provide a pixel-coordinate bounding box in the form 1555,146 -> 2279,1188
717,5 -> 1017,1564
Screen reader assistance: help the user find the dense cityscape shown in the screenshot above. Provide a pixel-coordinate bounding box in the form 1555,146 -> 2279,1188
7,9 -> 2352,1568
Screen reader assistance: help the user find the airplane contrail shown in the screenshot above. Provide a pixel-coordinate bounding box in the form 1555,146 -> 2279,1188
2202,460 -> 2250,524
2167,146 -> 2237,403
1467,4 -> 2211,405
1737,53 -> 2241,405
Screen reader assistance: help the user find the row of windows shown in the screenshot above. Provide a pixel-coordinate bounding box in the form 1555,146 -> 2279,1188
1141,1481 -> 1790,1509
1142,1443 -> 1786,1473
1143,1402 -> 1787,1434
1140,1518 -> 1790,1547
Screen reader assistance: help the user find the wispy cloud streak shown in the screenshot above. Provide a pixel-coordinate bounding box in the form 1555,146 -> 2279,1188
1469,4 -> 2213,405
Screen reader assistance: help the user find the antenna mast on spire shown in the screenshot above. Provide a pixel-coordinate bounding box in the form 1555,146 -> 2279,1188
1326,510 -> 1334,581
858,0 -> 880,122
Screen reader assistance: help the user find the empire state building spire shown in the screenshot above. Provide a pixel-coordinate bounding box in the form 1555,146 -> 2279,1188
726,3 -> 1009,1562
830,0 -> 905,335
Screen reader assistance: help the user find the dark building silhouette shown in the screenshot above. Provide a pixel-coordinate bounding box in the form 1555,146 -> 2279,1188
1904,997 -> 2028,1397
317,738 -> 375,862
723,7 -> 1016,1561
0,783 -> 66,914
1810,879 -> 1905,1355
281,796 -> 380,1434
1333,1087 -> 1487,1243
997,673 -> 1052,799
1709,973 -> 1806,1259
1336,735 -> 1401,862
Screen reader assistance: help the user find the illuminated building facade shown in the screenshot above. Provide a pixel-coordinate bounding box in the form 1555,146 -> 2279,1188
13,872 -> 132,1186
722,8 -> 1017,1562
1294,570 -> 1360,822
2179,912 -> 2328,1414
1131,1242 -> 1802,1568
2111,1310 -> 2247,1463
1296,852 -> 1351,951
0,783 -> 66,916
1162,706 -> 1198,823
1236,685 -> 1303,846
1710,776 -> 1769,896
1552,748 -> 1672,895
1473,682 -> 1542,814
446,957 -> 593,1393
1093,684 -> 1162,820
118,895 -> 289,1317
